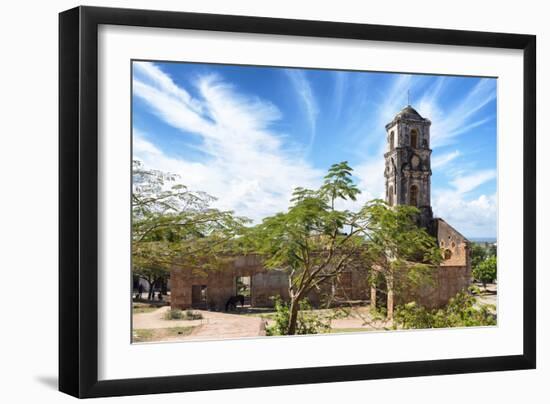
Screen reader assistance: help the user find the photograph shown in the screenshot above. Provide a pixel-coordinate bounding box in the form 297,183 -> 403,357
130,60 -> 498,343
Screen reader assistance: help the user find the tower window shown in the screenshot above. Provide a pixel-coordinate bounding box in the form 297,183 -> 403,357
389,131 -> 395,150
388,185 -> 394,206
410,129 -> 418,148
410,185 -> 418,207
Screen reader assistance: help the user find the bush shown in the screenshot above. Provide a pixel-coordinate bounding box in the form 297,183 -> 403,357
266,297 -> 331,336
164,309 -> 203,320
164,309 -> 183,320
184,310 -> 203,320
394,290 -> 496,329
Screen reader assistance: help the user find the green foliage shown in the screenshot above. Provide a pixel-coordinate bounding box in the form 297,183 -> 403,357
243,162 -> 373,334
473,255 -> 497,287
184,310 -> 203,320
363,200 -> 442,317
164,309 -> 203,320
132,160 -> 250,295
394,290 -> 496,329
266,298 -> 332,336
471,244 -> 488,269
164,309 -> 183,320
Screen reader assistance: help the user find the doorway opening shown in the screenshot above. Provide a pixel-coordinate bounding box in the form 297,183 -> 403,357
191,285 -> 208,308
236,276 -> 251,306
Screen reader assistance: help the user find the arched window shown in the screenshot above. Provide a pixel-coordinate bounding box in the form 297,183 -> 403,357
388,185 -> 394,206
410,129 -> 418,148
410,185 -> 418,207
389,131 -> 395,150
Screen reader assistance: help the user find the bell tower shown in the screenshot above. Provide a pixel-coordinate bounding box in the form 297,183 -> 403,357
384,105 -> 433,228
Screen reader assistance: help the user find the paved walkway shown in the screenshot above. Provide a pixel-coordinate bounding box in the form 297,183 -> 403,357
133,307 -> 266,341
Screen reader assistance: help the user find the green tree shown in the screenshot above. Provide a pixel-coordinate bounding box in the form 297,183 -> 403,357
363,201 -> 442,320
471,244 -> 487,269
245,161 -> 440,333
132,160 -> 248,299
473,255 -> 497,289
245,162 -> 370,335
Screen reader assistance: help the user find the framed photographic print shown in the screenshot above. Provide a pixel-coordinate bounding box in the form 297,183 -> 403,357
59,6 -> 536,398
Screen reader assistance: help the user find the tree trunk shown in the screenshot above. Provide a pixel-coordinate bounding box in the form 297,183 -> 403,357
386,275 -> 394,320
387,288 -> 394,320
287,298 -> 300,335
147,279 -> 154,300
370,285 -> 377,310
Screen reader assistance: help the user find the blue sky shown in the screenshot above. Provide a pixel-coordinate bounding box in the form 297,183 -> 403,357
132,61 -> 497,238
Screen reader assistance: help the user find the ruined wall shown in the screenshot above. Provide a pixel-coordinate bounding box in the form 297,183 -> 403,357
170,255 -> 266,310
405,218 -> 472,308
397,265 -> 471,308
436,218 -> 470,267
171,254 -> 371,310
251,271 -> 289,307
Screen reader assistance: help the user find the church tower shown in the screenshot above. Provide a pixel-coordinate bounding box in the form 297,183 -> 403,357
384,105 -> 433,228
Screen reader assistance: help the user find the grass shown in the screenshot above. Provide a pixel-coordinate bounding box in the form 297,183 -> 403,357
132,326 -> 197,343
132,329 -> 154,342
329,327 -> 371,334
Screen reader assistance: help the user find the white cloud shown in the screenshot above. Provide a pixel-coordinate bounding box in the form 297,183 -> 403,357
284,69 -> 318,148
433,192 -> 497,238
432,168 -> 497,237
450,169 -> 496,194
133,62 -> 323,222
432,150 -> 461,169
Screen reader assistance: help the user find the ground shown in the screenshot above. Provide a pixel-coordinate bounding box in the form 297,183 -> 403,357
133,304 -> 395,342
133,305 -> 266,342
132,283 -> 497,343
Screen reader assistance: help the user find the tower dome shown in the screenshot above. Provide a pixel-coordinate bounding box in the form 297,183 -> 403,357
395,105 -> 424,120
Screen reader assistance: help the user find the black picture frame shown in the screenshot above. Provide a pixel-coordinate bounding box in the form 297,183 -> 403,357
59,5 -> 536,398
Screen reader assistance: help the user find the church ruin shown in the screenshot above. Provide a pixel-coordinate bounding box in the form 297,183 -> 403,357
170,105 -> 471,311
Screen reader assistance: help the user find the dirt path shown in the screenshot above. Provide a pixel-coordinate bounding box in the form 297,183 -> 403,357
133,307 -> 266,341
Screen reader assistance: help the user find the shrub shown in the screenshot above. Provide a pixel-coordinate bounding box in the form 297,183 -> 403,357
266,297 -> 331,336
164,309 -> 204,320
184,310 -> 203,320
394,290 -> 496,329
164,309 -> 183,320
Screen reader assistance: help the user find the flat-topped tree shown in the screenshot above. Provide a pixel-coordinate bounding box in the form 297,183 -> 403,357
132,160 -> 249,299
245,162 -> 369,335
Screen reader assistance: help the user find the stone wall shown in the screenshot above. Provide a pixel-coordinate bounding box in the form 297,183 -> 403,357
170,254 -> 370,310
398,218 -> 472,308
397,265 -> 471,308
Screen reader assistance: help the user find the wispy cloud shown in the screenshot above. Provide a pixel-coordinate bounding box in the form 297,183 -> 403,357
284,69 -> 318,149
432,150 -> 461,169
133,62 -> 323,222
332,71 -> 348,120
417,78 -> 496,148
450,169 -> 496,194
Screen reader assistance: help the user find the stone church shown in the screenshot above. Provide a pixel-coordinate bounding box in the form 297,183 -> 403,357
382,104 -> 472,308
170,105 -> 471,311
